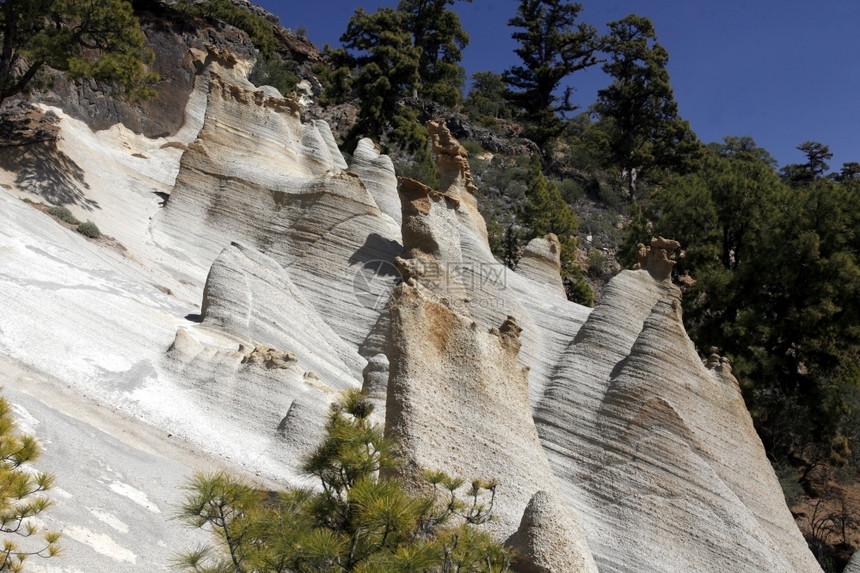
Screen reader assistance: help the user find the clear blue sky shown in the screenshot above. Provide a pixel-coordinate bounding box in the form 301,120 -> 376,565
255,0 -> 859,172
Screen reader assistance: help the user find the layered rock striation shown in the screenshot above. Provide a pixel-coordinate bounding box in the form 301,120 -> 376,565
534,248 -> 820,572
516,233 -> 567,299
152,60 -> 402,360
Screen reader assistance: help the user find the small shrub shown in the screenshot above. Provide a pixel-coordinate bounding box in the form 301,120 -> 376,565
47,206 -> 79,225
461,140 -> 484,158
76,221 -> 101,239
564,274 -> 594,307
835,464 -> 855,486
481,156 -> 531,202
773,459 -> 804,507
556,178 -> 585,203
248,53 -> 299,96
393,142 -> 439,190
586,249 -> 607,278
467,153 -> 490,175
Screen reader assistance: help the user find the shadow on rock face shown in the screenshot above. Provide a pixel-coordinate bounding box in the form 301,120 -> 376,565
0,141 -> 98,210
347,232 -> 402,271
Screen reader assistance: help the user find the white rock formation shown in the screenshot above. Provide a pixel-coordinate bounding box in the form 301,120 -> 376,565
350,137 -> 402,225
533,249 -> 821,571
386,282 -> 597,572
0,38 -> 821,573
509,490 -> 594,573
151,68 -> 402,359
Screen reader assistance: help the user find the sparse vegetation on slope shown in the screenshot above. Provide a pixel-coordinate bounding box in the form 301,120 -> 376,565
46,206 -> 79,225
76,221 -> 101,239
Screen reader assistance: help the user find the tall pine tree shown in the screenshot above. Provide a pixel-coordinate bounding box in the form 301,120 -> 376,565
594,14 -> 699,197
503,0 -> 599,151
399,0 -> 471,107
323,8 -> 422,149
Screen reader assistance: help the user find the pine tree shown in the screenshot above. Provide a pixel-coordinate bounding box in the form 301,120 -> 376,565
519,159 -> 593,305
780,141 -> 833,186
464,71 -> 511,126
594,14 -> 699,197
177,391 -> 512,572
0,393 -> 61,572
0,0 -> 157,106
323,8 -> 422,149
399,0 -> 471,107
503,0 -> 599,151
522,159 -> 579,268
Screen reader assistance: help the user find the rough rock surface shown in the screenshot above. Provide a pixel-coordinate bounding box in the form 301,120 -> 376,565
509,490 -> 594,573
361,352 -> 390,419
429,118 -> 478,197
633,236 -> 681,281
350,137 -> 401,225
394,176 -> 466,303
420,121 -> 590,405
198,241 -> 364,381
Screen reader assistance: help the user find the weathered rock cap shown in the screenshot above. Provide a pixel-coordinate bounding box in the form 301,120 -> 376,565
395,177 -> 463,291
428,119 -> 478,196
633,236 -> 681,281
517,233 -> 566,298
398,176 -> 460,215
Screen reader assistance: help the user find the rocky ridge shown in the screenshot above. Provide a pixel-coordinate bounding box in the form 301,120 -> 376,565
0,8 -> 821,573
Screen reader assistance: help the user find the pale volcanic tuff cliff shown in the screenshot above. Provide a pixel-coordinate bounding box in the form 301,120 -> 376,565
0,5 -> 820,572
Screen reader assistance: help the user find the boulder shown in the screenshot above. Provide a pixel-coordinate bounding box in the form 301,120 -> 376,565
508,490 -> 595,573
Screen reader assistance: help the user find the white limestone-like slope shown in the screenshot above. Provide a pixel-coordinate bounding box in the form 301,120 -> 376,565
0,42 -> 820,572
534,254 -> 820,572
151,69 -> 403,357
0,46 -> 401,569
